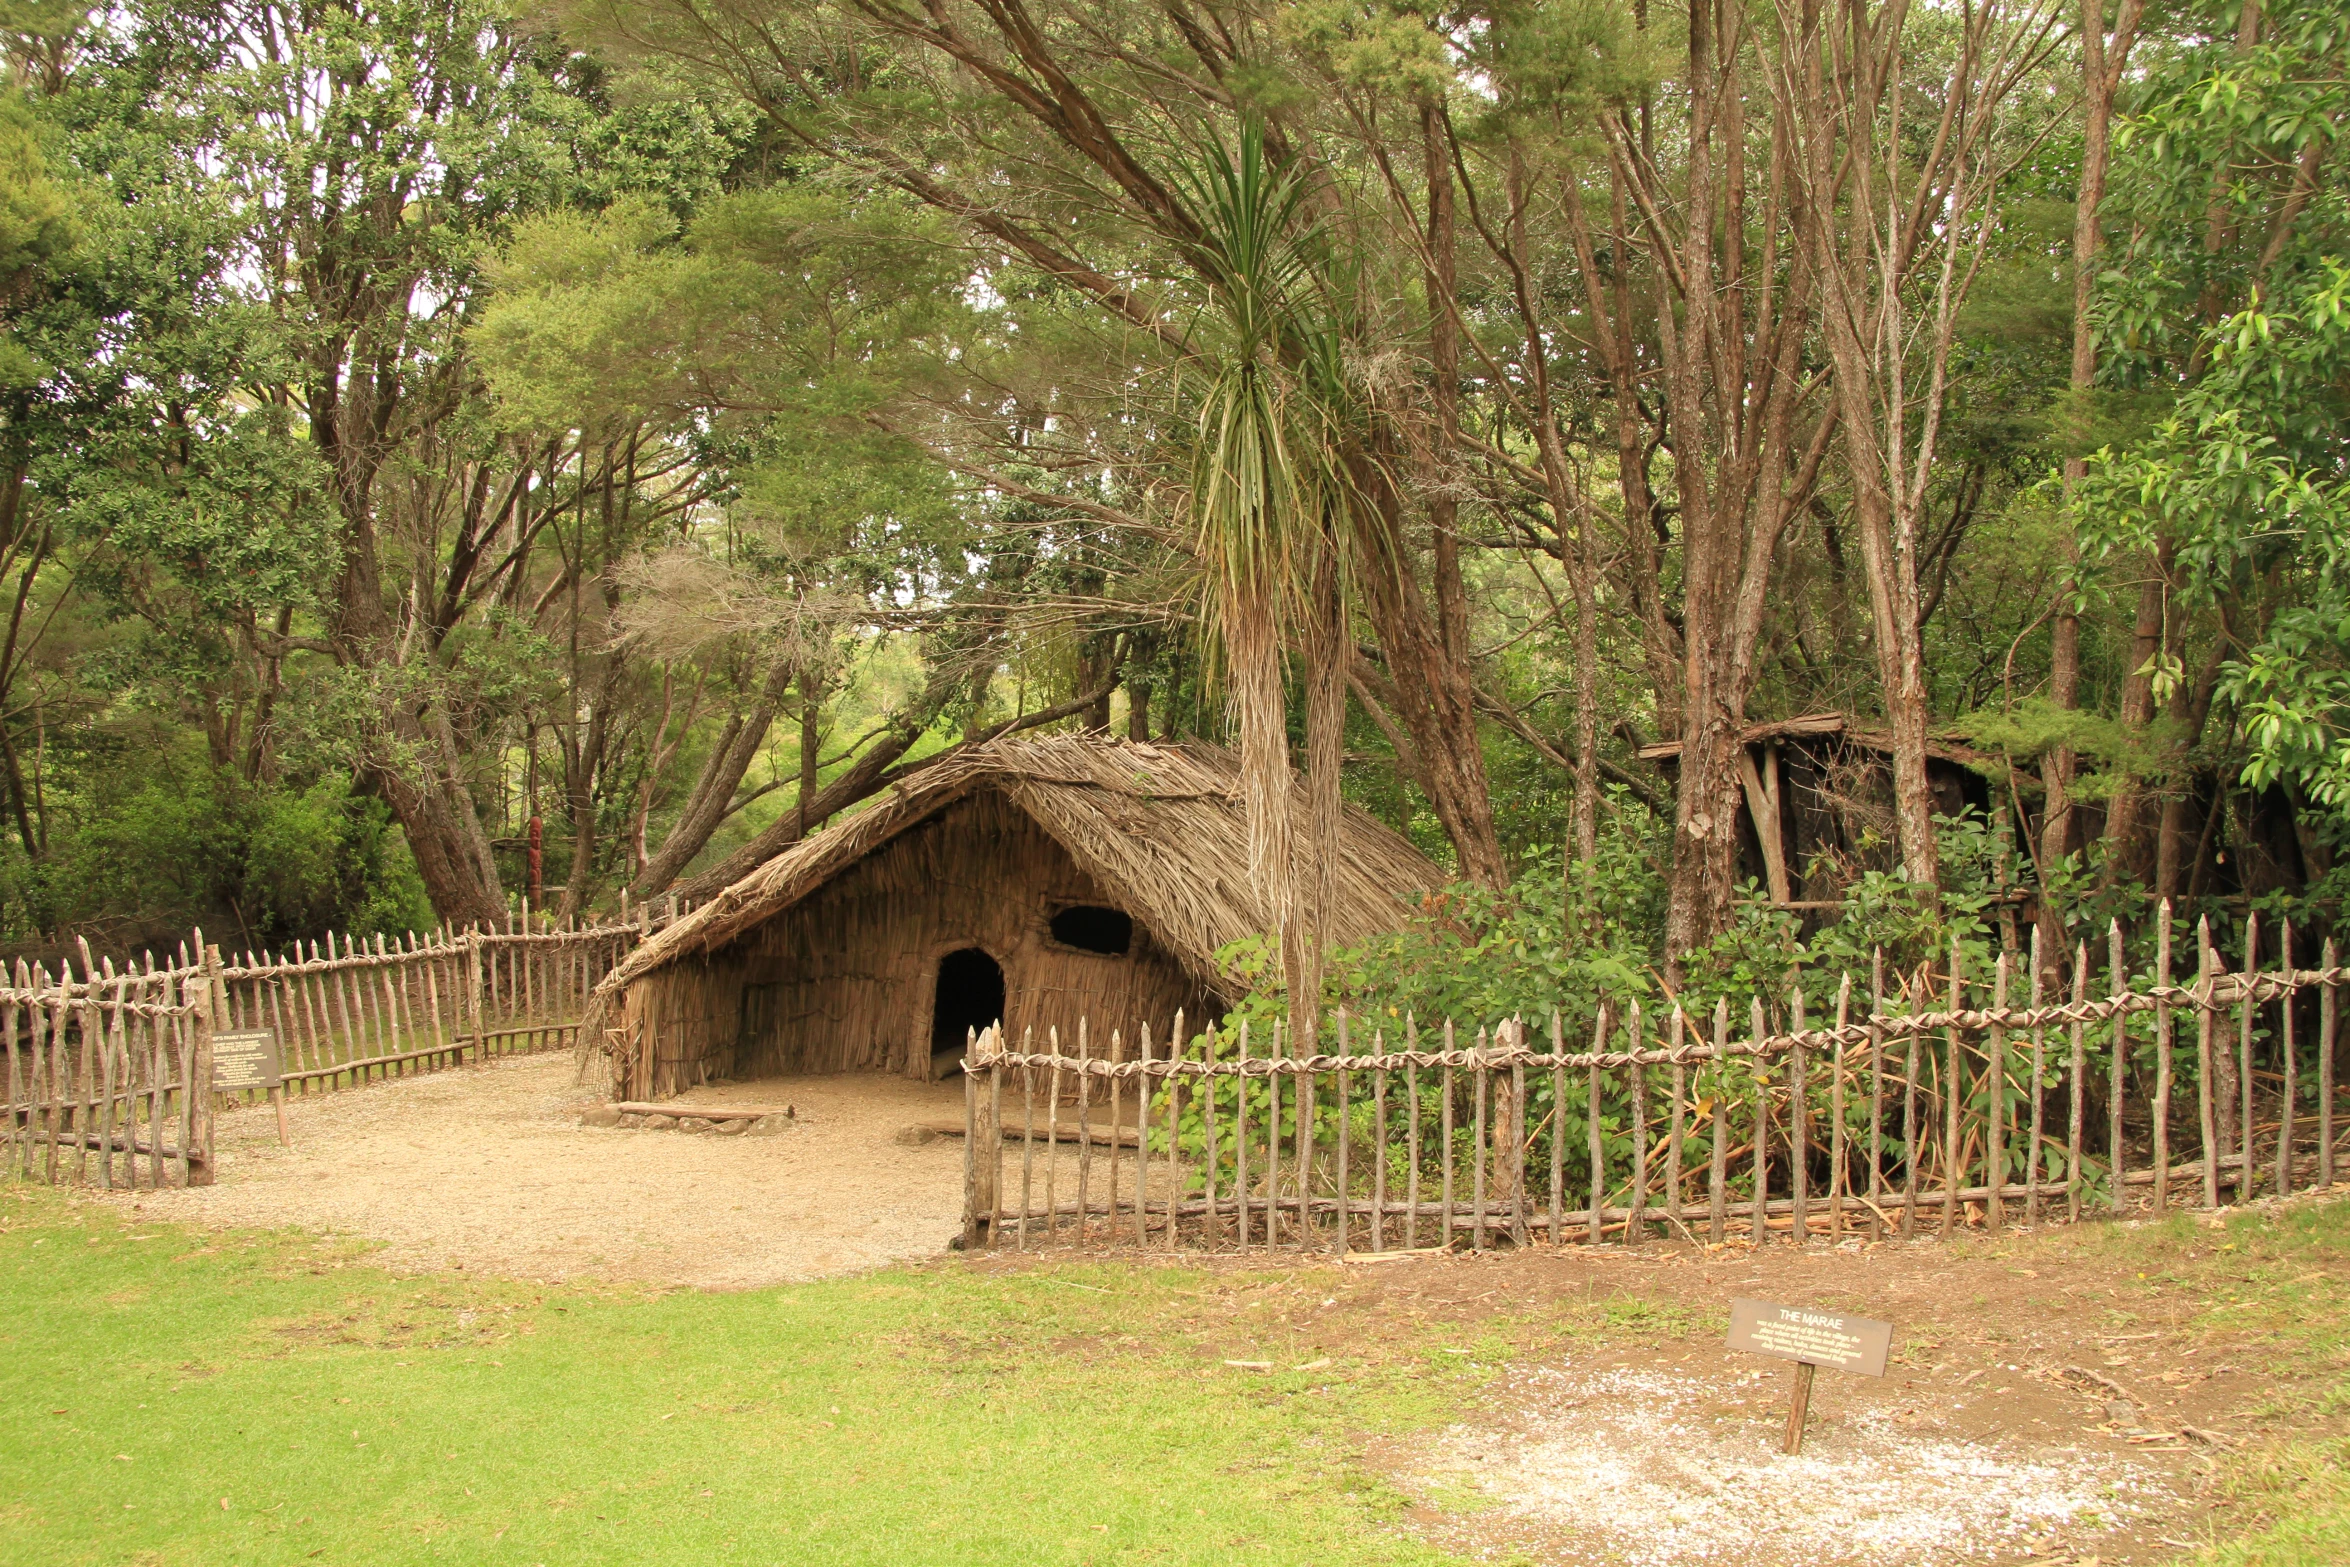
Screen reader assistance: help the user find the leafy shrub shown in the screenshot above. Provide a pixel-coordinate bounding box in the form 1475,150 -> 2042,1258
0,743 -> 432,952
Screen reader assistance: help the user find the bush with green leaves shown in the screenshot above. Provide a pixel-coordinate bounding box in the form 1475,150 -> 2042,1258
0,740 -> 432,954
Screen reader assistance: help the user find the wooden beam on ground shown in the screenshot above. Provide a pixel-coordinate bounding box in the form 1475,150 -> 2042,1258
613,1101 -> 791,1121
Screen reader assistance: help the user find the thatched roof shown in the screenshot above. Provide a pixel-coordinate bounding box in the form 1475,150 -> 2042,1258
594,734 -> 1446,1000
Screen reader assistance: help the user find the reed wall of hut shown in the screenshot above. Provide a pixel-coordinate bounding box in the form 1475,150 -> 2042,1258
612,792 -> 1215,1098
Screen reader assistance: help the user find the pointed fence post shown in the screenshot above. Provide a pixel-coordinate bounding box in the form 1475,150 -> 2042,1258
963,1026 -> 998,1250
2319,941 -> 2338,1193
2278,919 -> 2297,1197
193,940 -> 224,1187
2198,917 -> 2219,1210
467,929 -> 486,1060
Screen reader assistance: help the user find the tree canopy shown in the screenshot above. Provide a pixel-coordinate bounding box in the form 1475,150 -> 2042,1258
0,0 -> 2341,1008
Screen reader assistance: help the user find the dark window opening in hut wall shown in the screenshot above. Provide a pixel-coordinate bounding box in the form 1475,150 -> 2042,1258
930,947 -> 1005,1074
1049,905 -> 1132,955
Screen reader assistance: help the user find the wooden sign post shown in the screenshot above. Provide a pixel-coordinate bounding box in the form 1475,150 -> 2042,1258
212,1028 -> 289,1148
1727,1298 -> 1893,1454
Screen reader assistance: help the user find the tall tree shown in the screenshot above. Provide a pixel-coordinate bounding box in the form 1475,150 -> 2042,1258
563,0 -> 1515,896
1795,0 -> 2064,891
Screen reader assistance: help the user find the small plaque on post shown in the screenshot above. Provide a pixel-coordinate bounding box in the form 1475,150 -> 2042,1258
212,1029 -> 282,1094
1728,1298 -> 1893,1454
1728,1298 -> 1893,1377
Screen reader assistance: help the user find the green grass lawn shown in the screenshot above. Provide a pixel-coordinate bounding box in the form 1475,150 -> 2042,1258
0,1187 -> 1468,1567
5,1182 -> 2345,1567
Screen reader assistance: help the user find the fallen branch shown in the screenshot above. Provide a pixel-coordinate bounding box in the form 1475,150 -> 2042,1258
2057,1364 -> 2140,1405
932,1117 -> 1140,1147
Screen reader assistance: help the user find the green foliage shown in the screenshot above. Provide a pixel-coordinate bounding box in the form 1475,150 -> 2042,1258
1213,802 -> 2027,1046
1279,0 -> 1460,98
1952,697 -> 2172,804
1201,788 -> 1668,1048
0,88 -> 76,387
0,742 -> 432,950
479,184 -> 967,434
2082,0 -> 2350,811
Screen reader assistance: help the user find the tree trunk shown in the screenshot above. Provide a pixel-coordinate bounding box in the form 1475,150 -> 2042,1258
626,683 -> 782,898
1852,495 -> 1942,889
1385,106 -> 1508,893
797,666 -> 823,840
1571,516 -> 1601,868
2154,636 -> 2230,904
557,689 -> 614,922
0,513 -> 48,859
1789,0 -> 1996,896
1632,2 -> 1835,967
2045,0 -> 2146,969
1821,395 -> 1940,885
321,366 -> 506,928
364,753 -> 505,928
1076,621 -> 1119,733
1494,137 -> 1600,873
1296,554 -> 1348,1050
1664,629 -> 1752,967
1346,467 -> 1509,891
2099,565 -> 2169,886
1226,590 -> 1298,1012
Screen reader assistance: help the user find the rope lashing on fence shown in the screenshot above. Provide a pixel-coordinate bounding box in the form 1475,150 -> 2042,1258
965,963 -> 2349,1081
0,988 -> 201,1016
1789,965 -> 2348,1051
215,950 -> 459,981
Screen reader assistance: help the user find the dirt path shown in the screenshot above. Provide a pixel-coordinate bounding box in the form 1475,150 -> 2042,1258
102,1053 -> 975,1288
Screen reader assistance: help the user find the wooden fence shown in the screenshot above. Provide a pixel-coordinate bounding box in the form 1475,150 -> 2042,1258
215,920 -> 638,1095
2,959 -> 211,1191
5,898 -> 697,1188
960,912 -> 2346,1251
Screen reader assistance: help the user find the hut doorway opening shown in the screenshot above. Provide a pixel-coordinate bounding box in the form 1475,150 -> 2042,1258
930,948 -> 1004,1078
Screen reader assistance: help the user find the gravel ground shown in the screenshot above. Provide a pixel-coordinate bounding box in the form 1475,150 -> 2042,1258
98,1052 -> 975,1289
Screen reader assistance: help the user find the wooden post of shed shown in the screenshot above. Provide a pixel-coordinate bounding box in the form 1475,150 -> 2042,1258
1736,743 -> 1791,907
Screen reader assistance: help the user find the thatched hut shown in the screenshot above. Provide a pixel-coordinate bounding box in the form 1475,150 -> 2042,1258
586,734 -> 1445,1101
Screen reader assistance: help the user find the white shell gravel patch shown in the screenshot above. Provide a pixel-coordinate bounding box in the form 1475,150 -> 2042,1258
1398,1362 -> 2173,1566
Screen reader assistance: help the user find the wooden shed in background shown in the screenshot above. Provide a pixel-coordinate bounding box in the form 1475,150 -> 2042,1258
585,735 -> 1445,1101
1638,713 -> 1999,908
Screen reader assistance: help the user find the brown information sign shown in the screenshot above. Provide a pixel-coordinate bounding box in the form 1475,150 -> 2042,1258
212,1029 -> 282,1093
1728,1298 -> 1893,1378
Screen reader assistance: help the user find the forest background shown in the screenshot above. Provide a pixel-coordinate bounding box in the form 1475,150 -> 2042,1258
0,0 -> 2342,1026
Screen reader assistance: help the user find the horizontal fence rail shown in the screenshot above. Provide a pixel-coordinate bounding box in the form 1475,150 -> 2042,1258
960,912 -> 2346,1253
5,895 -> 704,1189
